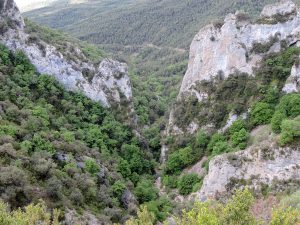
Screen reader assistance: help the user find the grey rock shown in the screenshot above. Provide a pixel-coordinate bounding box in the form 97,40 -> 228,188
76,162 -> 85,169
168,0 -> 300,135
196,140 -> 300,199
0,0 -> 136,124
55,153 -> 69,163
260,0 -> 296,18
121,189 -> 137,209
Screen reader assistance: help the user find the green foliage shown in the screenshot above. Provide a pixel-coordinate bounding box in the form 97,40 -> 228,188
271,111 -> 286,133
112,181 -> 126,199
125,205 -> 155,225
195,131 -> 210,149
270,207 -> 300,225
84,159 -> 100,175
178,173 -> 202,196
0,200 -> 60,225
165,146 -> 198,174
279,117 -> 300,146
134,179 -> 158,204
250,102 -> 274,126
207,133 -> 226,153
145,196 -> 173,222
212,141 -> 229,155
162,175 -> 178,189
231,128 -> 249,149
0,45 -> 155,223
222,189 -> 256,225
228,119 -> 247,135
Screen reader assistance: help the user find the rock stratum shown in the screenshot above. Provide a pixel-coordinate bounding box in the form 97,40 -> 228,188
163,0 -> 300,201
198,134 -> 300,199
0,0 -> 135,123
168,0 -> 300,135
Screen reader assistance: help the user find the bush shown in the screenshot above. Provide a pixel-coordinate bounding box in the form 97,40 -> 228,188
165,147 -> 198,174
112,181 -> 126,199
250,102 -> 274,126
145,197 -> 173,222
178,173 -> 201,196
212,141 -> 229,155
0,200 -> 60,225
162,175 -> 178,189
228,119 -> 247,135
271,111 -> 286,133
231,128 -> 249,149
134,179 -> 158,204
279,117 -> 300,146
207,133 -> 226,152
195,130 -> 209,149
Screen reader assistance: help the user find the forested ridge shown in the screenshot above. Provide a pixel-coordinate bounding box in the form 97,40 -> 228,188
25,0 -> 300,133
1,0 -> 299,224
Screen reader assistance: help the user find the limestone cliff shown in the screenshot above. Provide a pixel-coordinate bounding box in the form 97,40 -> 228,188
168,0 -> 300,135
198,135 -> 300,199
0,0 -> 136,124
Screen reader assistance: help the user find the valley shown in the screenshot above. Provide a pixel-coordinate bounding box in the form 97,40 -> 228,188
0,0 -> 300,224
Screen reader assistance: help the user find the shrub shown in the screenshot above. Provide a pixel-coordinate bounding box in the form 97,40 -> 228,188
270,207 -> 300,225
271,111 -> 286,133
84,159 -> 100,175
228,119 -> 247,135
250,102 -> 274,126
125,205 -> 155,225
212,141 -> 229,155
207,133 -> 226,152
0,200 -> 60,225
118,159 -> 131,179
134,179 -> 158,204
223,188 -> 255,225
145,197 -> 173,222
162,175 -> 178,189
165,147 -> 198,174
279,117 -> 300,146
195,130 -> 209,149
112,181 -> 126,199
178,173 -> 201,196
231,128 -> 249,149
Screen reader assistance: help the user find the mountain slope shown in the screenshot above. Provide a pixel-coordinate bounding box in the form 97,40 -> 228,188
24,0 -> 300,48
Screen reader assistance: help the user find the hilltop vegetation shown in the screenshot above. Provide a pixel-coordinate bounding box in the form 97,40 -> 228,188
0,44 -> 169,223
25,0 -> 300,131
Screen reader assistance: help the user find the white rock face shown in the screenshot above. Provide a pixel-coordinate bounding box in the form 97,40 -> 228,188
179,1 -> 300,99
197,140 -> 300,199
0,0 -> 135,119
261,0 -> 296,18
283,59 -> 300,93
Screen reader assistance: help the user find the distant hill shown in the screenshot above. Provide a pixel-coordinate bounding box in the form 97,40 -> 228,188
23,0 -> 300,129
25,0 -> 299,49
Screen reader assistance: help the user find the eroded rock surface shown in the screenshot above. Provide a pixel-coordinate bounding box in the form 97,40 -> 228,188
167,0 -> 300,135
0,0 -> 135,123
197,140 -> 300,199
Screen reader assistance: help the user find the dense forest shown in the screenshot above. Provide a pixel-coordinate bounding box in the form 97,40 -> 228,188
1,0 -> 299,224
25,0 -> 300,133
0,44 -> 173,223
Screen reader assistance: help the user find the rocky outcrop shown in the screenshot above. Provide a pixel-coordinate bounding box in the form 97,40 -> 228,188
167,0 -> 300,135
196,139 -> 300,199
283,58 -> 300,93
0,0 -> 136,123
179,0 -> 300,99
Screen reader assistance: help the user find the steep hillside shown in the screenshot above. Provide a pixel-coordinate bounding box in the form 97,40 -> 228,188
1,0 -> 136,125
24,0 -> 300,131
160,0 -> 300,204
24,0 -> 300,48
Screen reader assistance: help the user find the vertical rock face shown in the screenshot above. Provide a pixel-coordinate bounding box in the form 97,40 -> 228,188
0,0 -> 136,123
168,0 -> 300,135
179,0 -> 300,99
